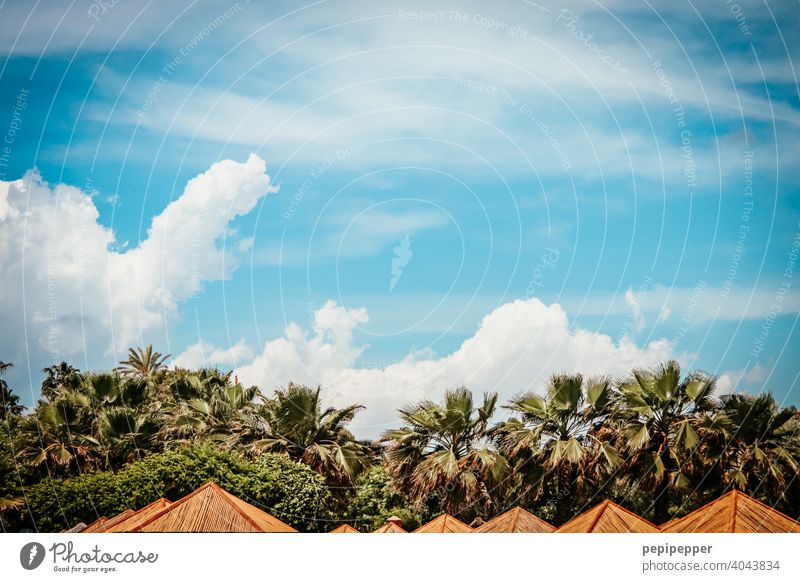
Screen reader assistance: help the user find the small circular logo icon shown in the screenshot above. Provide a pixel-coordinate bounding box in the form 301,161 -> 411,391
20,542 -> 46,570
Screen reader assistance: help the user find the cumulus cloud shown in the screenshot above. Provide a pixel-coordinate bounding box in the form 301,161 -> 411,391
0,154 -> 277,374
233,300 -> 369,387
172,338 -> 256,370
717,364 -> 769,395
234,297 -> 673,437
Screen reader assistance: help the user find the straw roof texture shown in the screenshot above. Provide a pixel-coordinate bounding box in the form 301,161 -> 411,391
662,490 -> 800,533
91,510 -> 137,533
329,524 -> 360,533
373,520 -> 407,533
474,507 -> 555,533
557,500 -> 659,533
100,498 -> 172,533
129,482 -> 297,533
413,513 -> 473,533
82,517 -> 109,533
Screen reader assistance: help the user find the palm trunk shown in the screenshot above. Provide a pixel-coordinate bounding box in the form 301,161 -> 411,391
653,477 -> 670,525
555,462 -> 573,525
653,444 -> 671,525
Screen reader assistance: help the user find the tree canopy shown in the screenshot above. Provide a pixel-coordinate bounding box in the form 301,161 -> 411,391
1,350 -> 798,531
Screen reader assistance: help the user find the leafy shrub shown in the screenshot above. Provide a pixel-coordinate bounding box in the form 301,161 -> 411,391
345,466 -> 422,531
19,445 -> 334,532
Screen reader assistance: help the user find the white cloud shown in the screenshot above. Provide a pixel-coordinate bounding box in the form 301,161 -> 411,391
172,338 -> 256,370
0,154 -> 277,373
76,0 -> 797,183
717,364 -> 769,395
234,300 -> 369,387
235,297 -> 673,437
560,284 -> 800,324
624,286 -> 646,332
237,237 -> 254,252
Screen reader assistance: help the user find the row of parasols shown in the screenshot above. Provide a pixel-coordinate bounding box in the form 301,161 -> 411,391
66,482 -> 800,534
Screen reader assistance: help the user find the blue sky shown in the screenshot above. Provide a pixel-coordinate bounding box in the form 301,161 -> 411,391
0,0 -> 798,435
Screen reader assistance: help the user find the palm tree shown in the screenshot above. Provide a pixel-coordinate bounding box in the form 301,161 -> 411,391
18,395 -> 100,473
0,387 -> 24,517
41,362 -> 80,400
165,381 -> 261,446
256,384 -> 372,485
381,387 -> 508,515
164,367 -> 230,402
98,407 -> 162,467
0,362 -> 23,420
495,374 -> 620,523
75,372 -> 149,410
0,495 -> 24,515
117,345 -> 170,377
613,360 -> 718,524
702,392 -> 799,498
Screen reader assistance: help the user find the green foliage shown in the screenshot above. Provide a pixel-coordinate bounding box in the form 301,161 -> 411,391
705,392 -> 800,495
381,387 -> 507,517
613,360 -> 719,523
344,466 -> 422,531
19,446 -> 334,532
495,373 -> 617,523
3,355 -> 800,531
0,362 -> 23,420
0,425 -> 26,525
252,453 -> 334,531
0,428 -> 16,495
255,383 -> 371,485
116,345 -> 170,377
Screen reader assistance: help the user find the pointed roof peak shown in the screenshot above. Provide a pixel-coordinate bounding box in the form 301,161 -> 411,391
329,524 -> 360,533
474,506 -> 555,533
129,481 -> 296,533
372,518 -> 408,533
557,500 -> 658,533
663,489 -> 800,533
413,513 -> 472,533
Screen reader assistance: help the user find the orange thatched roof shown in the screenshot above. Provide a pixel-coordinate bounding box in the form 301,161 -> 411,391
329,524 -> 360,533
662,490 -> 800,533
82,516 -> 109,533
413,513 -> 473,533
88,509 -> 136,533
557,500 -> 659,533
128,482 -> 296,533
99,498 -> 172,533
373,516 -> 407,533
474,507 -> 555,533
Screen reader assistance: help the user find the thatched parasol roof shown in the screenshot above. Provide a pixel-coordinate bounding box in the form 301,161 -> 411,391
128,482 -> 297,533
661,490 -> 800,533
88,510 -> 136,533
82,516 -> 110,533
329,524 -> 360,533
98,498 -> 172,533
373,516 -> 407,533
413,513 -> 473,533
474,507 -> 555,533
557,500 -> 659,533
